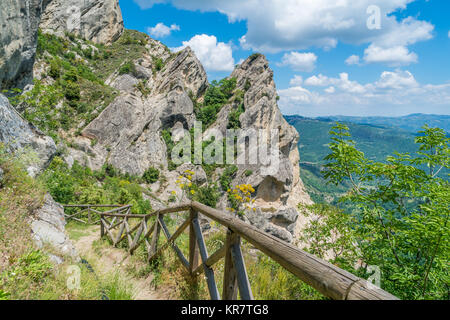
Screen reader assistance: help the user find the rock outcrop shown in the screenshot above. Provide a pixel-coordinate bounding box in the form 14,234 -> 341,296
209,54 -> 313,242
0,0 -> 43,90
40,0 -> 124,44
81,46 -> 208,175
70,43 -> 311,242
0,94 -> 56,176
31,194 -> 79,263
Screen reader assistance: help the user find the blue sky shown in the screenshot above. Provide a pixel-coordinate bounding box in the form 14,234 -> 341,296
120,0 -> 450,117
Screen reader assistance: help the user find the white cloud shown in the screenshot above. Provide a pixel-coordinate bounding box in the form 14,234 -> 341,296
345,55 -> 360,65
364,44 -> 418,66
147,23 -> 180,38
304,73 -> 366,93
325,86 -> 335,93
173,34 -> 235,72
375,70 -> 418,89
278,52 -> 317,72
448,30 -> 450,38
134,0 -> 434,61
304,74 -> 329,86
289,75 -> 303,86
279,70 -> 450,116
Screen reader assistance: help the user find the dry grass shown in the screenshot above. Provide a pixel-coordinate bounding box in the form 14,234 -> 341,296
0,154 -> 46,275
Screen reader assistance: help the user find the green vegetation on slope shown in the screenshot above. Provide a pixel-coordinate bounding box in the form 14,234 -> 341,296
0,147 -> 133,300
41,157 -> 152,215
195,77 -> 237,129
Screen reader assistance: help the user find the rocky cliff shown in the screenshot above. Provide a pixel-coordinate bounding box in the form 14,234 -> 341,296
40,0 -> 124,44
0,0 -> 43,90
0,0 -> 313,245
0,94 -> 56,176
62,38 -> 312,242
0,0 -> 76,263
0,0 -> 56,175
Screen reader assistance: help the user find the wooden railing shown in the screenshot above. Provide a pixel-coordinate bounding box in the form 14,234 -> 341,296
63,204 -> 131,224
85,201 -> 399,300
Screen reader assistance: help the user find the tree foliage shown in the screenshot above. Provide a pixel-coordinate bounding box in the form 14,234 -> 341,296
313,123 -> 449,299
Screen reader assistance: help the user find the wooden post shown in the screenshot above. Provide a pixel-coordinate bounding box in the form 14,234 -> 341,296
113,218 -> 127,247
88,206 -> 92,224
149,214 -> 161,260
189,209 -> 200,277
231,239 -> 253,300
192,218 -> 221,300
223,228 -> 239,300
100,216 -> 105,238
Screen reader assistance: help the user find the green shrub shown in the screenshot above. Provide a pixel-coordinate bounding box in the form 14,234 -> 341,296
142,167 -> 160,184
63,68 -> 79,82
192,184 -> 220,208
244,169 -> 253,177
153,57 -> 164,72
49,59 -> 61,79
220,165 -> 238,191
227,103 -> 245,129
64,81 -> 81,101
118,61 -> 137,76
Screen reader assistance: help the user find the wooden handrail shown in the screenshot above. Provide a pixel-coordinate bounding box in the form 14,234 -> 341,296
190,201 -> 397,300
80,201 -> 398,300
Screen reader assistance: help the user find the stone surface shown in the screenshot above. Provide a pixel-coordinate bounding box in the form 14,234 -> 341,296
0,0 -> 43,90
31,194 -> 79,261
0,94 -> 56,176
40,0 -> 124,44
71,46 -> 312,243
82,46 -> 208,176
207,54 -> 313,241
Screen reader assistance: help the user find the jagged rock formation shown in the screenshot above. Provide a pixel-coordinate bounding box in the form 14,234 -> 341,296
81,46 -> 208,175
208,54 -> 313,242
31,194 -> 79,263
65,40 -> 311,242
0,94 -> 56,176
0,0 -> 312,244
40,0 -> 124,44
0,0 -> 43,90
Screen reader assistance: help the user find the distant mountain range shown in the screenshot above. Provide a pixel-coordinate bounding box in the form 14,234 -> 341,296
313,114 -> 450,134
285,114 -> 449,204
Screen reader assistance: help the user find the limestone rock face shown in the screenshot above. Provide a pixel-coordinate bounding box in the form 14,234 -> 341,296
0,0 -> 43,90
40,0 -> 124,44
31,194 -> 79,262
71,45 -> 311,243
0,94 -> 56,176
210,54 -> 313,241
81,46 -> 208,175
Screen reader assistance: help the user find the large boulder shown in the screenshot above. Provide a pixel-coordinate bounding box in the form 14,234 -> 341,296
40,0 -> 124,44
0,0 -> 43,90
31,194 -> 79,262
0,94 -> 56,176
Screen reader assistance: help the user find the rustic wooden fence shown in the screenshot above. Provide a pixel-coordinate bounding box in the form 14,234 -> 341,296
63,204 -> 131,224
72,201 -> 399,300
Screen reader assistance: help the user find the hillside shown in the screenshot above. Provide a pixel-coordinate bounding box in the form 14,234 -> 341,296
317,114 -> 450,134
285,116 -> 423,203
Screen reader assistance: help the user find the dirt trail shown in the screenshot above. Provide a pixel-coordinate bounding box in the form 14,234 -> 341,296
73,225 -> 171,300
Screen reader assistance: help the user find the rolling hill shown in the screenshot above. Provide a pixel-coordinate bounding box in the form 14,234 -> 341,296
317,114 -> 450,134
285,115 -> 448,204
